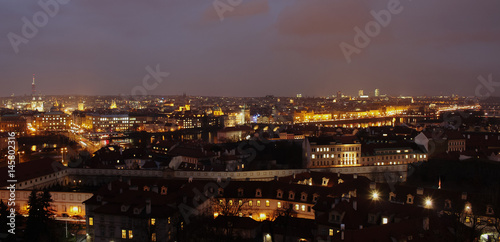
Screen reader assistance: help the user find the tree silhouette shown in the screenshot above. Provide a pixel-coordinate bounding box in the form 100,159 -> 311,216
24,189 -> 55,242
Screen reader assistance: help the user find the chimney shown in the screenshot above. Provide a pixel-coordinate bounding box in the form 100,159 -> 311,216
146,198 -> 151,214
353,200 -> 357,211
417,187 -> 424,195
340,224 -> 345,241
461,192 -> 467,200
423,217 -> 429,231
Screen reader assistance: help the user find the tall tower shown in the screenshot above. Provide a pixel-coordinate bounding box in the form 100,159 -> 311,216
32,74 -> 36,96
375,88 -> 380,97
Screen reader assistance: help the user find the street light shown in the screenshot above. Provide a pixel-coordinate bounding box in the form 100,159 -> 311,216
425,197 -> 433,208
372,191 -> 380,200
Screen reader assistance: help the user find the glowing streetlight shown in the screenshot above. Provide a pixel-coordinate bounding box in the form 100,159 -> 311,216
424,197 -> 433,208
372,191 -> 380,200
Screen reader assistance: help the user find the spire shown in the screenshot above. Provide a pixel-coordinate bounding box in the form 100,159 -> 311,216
32,74 -> 36,96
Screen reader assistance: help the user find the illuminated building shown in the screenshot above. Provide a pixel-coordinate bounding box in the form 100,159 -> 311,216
375,89 -> 380,97
358,90 -> 364,97
84,180 -> 179,242
110,100 -> 117,109
360,144 -> 428,166
168,109 -> 223,129
30,75 -> 44,112
241,105 -> 250,124
294,111 -> 332,123
83,113 -> 130,132
305,137 -> 361,168
30,96 -> 44,112
0,190 -> 92,219
0,115 -> 27,134
306,137 -> 427,168
33,111 -> 71,131
223,112 -> 244,127
78,101 -> 85,111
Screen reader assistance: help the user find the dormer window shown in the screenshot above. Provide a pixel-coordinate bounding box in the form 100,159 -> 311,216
276,189 -> 283,199
133,208 -> 141,214
406,194 -> 414,204
486,206 -> 494,215
389,192 -> 396,201
161,186 -> 168,195
301,192 -> 308,202
256,189 -> 262,197
121,205 -> 129,212
144,186 -> 150,192
218,188 -> 224,196
322,177 -> 329,186
237,188 -> 244,197
313,193 -> 319,203
289,191 -> 295,200
416,187 -> 424,195
330,212 -> 342,223
444,199 -> 452,209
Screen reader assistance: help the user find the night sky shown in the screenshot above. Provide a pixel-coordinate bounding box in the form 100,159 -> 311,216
1,0 -> 500,97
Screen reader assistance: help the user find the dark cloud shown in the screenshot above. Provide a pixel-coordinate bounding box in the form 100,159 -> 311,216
0,0 -> 499,97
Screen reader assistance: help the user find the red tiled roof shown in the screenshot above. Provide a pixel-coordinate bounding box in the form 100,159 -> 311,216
0,158 -> 65,187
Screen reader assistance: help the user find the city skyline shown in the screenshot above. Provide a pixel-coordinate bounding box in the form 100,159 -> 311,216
1,0 -> 500,97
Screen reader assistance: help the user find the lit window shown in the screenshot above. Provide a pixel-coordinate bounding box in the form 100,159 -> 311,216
239,200 -> 243,206
277,202 -> 282,208
329,229 -> 334,236
152,233 -> 157,242
266,200 -> 270,207
249,201 -> 253,207
257,200 -> 261,207
122,229 -> 127,239
150,218 -> 156,226
295,204 -> 299,210
301,205 -> 306,211
382,217 -> 388,224
89,217 -> 93,226
128,230 -> 133,239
